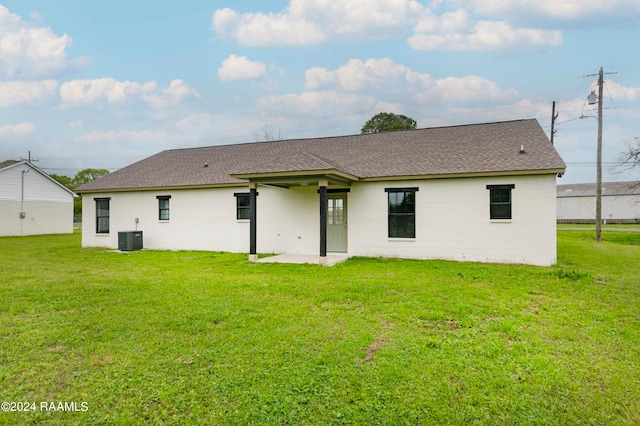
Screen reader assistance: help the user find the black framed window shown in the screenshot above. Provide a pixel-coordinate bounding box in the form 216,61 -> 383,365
157,196 -> 171,220
95,198 -> 110,234
386,187 -> 418,238
487,185 -> 515,219
234,193 -> 251,220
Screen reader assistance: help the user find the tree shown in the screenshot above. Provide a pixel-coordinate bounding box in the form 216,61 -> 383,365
361,112 -> 417,134
254,124 -> 287,142
618,137 -> 640,173
72,168 -> 110,188
615,137 -> 640,193
50,168 -> 110,218
50,173 -> 74,189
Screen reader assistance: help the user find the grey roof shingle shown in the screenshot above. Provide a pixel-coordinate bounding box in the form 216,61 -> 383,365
0,161 -> 19,170
76,119 -> 566,193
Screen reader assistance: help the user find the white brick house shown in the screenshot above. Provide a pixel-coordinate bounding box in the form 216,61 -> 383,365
76,119 -> 566,266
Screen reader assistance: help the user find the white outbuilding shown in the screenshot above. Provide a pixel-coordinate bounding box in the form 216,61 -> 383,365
557,181 -> 640,223
77,119 -> 566,266
0,160 -> 77,237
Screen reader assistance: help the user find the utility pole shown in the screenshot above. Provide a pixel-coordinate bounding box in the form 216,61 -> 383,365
21,151 -> 39,164
586,67 -> 615,243
550,101 -> 558,145
595,68 -> 604,243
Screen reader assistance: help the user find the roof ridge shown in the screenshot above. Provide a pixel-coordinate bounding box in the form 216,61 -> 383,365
159,119 -> 537,154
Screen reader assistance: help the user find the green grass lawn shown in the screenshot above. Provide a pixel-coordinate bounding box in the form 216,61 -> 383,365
1,231 -> 639,425
557,223 -> 640,229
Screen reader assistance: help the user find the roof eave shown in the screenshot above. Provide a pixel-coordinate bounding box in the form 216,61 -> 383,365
75,182 -> 249,194
230,168 -> 360,183
360,168 -> 566,182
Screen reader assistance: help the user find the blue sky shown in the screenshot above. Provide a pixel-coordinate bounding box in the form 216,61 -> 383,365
1,0 -> 640,183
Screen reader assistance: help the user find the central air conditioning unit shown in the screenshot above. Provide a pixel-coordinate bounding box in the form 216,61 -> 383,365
118,231 -> 143,251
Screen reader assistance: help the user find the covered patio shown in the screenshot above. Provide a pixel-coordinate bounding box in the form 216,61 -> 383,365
254,253 -> 351,266
230,152 -> 358,265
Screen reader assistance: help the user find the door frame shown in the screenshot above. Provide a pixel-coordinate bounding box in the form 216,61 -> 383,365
326,192 -> 348,253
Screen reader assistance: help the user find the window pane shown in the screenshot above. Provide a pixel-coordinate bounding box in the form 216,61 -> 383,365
491,189 -> 510,203
389,214 -> 415,238
389,192 -> 403,213
96,200 -> 109,233
159,198 -> 170,220
388,191 -> 416,238
329,198 -> 343,225
328,199 -> 335,225
335,204 -> 343,225
491,204 -> 511,219
237,207 -> 250,220
97,217 -> 109,233
389,191 -> 415,213
236,194 -> 250,220
489,188 -> 511,219
237,195 -> 250,208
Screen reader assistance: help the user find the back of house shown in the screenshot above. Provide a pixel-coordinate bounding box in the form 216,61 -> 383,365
76,119 -> 566,266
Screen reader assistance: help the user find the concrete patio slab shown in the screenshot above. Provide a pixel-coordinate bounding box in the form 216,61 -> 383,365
254,253 -> 350,266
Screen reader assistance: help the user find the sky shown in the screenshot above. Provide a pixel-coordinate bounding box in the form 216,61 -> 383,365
1,0 -> 640,184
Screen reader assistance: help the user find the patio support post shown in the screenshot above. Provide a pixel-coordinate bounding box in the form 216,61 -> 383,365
319,179 -> 328,265
249,182 -> 258,262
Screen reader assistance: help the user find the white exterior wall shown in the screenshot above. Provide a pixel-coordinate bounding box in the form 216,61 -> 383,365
0,163 -> 74,236
81,186 -> 322,254
557,195 -> 640,222
348,175 -> 558,266
82,174 -> 558,266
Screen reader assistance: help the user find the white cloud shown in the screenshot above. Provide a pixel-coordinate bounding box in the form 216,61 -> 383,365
59,78 -> 157,105
304,58 -> 517,105
217,55 -> 267,82
413,9 -> 471,34
212,1 -> 570,52
0,122 -> 36,137
422,75 -> 519,103
305,58 -> 432,91
212,0 -> 427,46
0,80 -> 58,107
213,7 -> 325,46
449,99 -> 553,123
409,18 -> 562,51
74,129 -> 167,144
452,0 -> 640,20
257,91 -> 376,117
141,79 -> 201,109
0,5 -> 76,77
601,80 -> 640,102
60,78 -> 200,109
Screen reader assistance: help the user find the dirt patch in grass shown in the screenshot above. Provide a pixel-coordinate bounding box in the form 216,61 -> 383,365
356,319 -> 394,363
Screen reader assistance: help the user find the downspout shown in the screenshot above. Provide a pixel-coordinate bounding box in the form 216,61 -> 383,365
21,169 -> 30,236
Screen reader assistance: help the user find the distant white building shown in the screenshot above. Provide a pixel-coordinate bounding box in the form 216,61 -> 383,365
0,161 -> 77,237
557,181 -> 640,223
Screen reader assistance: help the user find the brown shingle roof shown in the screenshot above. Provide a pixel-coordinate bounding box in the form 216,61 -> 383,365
235,152 -> 339,174
76,119 -> 565,193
